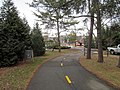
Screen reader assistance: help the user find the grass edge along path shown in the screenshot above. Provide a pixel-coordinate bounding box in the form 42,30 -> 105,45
0,49 -> 78,90
80,54 -> 120,90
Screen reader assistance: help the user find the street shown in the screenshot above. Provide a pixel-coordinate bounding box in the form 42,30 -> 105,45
27,53 -> 116,90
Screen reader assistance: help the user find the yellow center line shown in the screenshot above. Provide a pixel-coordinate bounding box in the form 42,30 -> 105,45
61,62 -> 63,67
65,76 -> 72,84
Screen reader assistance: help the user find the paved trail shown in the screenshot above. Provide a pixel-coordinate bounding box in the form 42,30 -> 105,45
27,53 -> 116,90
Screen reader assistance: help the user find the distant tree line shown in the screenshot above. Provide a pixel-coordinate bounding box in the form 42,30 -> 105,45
102,23 -> 120,49
0,0 -> 45,67
84,23 -> 120,50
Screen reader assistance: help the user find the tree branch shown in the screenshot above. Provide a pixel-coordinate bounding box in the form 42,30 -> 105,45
68,15 -> 97,18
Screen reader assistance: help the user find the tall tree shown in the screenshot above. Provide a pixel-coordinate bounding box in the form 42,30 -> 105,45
87,0 -> 95,59
67,0 -> 119,62
0,0 -> 31,67
30,0 -> 78,52
0,0 -> 20,66
96,0 -> 119,62
31,22 -> 45,56
96,0 -> 103,62
59,0 -> 95,59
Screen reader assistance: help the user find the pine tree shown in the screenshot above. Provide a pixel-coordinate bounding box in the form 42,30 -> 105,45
22,17 -> 32,50
30,0 -> 79,52
15,17 -> 32,60
31,23 -> 45,56
0,0 -> 31,67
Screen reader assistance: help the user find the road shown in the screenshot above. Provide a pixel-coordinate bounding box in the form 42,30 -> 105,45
27,53 -> 116,90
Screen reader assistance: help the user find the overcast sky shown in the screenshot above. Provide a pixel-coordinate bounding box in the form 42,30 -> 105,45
0,0 -> 93,36
0,0 -> 37,28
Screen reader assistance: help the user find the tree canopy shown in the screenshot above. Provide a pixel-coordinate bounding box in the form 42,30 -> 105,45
30,0 -> 79,52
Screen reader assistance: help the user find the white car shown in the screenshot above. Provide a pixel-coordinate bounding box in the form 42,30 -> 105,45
107,44 -> 120,54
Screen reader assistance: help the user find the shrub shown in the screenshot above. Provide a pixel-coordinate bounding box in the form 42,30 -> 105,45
31,23 -> 45,56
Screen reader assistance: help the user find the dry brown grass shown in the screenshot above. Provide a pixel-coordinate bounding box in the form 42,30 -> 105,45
80,53 -> 120,89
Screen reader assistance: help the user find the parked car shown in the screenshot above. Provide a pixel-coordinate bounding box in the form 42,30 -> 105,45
107,44 -> 120,54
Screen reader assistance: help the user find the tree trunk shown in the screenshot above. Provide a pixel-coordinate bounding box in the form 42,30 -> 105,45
96,0 -> 104,63
87,13 -> 94,59
56,17 -> 61,52
117,56 -> 120,68
87,0 -> 94,59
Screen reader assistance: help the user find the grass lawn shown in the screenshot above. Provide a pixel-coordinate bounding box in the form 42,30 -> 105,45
0,49 -> 77,90
80,53 -> 120,89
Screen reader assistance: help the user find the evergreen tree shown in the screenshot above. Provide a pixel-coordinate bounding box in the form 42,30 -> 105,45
22,17 -> 32,50
31,23 -> 45,56
0,0 -> 31,67
16,17 -> 32,60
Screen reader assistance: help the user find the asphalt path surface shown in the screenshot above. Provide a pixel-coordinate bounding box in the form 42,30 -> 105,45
27,53 -> 116,90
